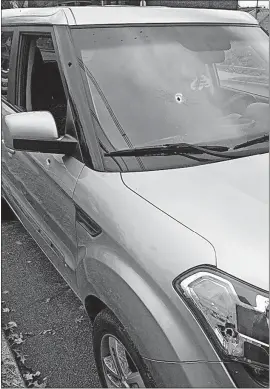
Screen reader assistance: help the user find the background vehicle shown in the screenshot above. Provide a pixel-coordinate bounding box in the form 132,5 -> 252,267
1,6 -> 269,388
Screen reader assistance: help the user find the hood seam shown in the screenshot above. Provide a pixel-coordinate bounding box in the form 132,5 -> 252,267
120,172 -> 218,266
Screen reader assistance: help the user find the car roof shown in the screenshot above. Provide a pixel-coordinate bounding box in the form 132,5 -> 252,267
2,6 -> 258,27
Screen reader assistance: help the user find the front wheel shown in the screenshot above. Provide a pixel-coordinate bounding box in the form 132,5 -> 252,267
93,308 -> 156,388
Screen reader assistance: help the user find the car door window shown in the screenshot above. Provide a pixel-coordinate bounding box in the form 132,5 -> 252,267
1,31 -> 13,99
215,40 -> 269,96
16,33 -> 68,137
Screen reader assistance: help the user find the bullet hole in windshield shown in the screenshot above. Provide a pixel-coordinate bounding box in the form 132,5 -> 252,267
175,93 -> 186,105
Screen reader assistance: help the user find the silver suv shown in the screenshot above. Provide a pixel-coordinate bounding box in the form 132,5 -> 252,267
2,5 -> 269,388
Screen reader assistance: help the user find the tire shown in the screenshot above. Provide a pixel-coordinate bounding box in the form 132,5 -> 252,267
1,197 -> 15,221
93,308 -> 156,388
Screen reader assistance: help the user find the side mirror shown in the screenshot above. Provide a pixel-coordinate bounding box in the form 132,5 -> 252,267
3,111 -> 77,155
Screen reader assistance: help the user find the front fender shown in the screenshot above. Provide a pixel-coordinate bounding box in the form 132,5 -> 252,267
75,223 -> 220,365
77,250 -> 180,362
73,169 -> 219,364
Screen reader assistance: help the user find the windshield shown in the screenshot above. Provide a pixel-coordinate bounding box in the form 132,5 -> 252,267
72,25 -> 269,171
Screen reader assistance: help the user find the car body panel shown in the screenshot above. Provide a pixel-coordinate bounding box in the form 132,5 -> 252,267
143,358 -> 235,388
73,166 -> 222,364
2,7 -> 258,27
121,153 -> 269,291
2,102 -> 84,286
73,167 -> 216,292
1,7 -> 75,26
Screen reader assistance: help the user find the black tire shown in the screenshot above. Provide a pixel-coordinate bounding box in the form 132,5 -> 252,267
1,197 -> 15,221
93,308 -> 156,388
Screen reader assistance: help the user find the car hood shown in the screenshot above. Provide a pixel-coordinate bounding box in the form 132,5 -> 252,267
122,154 -> 269,291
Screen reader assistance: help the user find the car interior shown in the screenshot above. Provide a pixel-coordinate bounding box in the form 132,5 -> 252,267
178,26 -> 269,133
26,39 -> 68,137
198,50 -> 269,133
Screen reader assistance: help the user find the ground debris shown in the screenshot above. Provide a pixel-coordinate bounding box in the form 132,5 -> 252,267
24,371 -> 40,381
1,330 -> 25,388
23,371 -> 47,388
4,321 -> 17,330
8,332 -> 25,345
75,315 -> 86,323
13,349 -> 28,364
39,329 -> 56,336
23,332 -> 35,337
31,381 -> 47,388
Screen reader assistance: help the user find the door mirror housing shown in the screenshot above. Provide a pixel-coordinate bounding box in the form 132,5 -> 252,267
3,111 -> 78,155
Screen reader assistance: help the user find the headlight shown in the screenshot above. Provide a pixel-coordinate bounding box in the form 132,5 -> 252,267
174,267 -> 269,386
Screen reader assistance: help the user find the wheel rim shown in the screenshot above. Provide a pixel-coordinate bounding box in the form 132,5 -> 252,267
100,334 -> 145,388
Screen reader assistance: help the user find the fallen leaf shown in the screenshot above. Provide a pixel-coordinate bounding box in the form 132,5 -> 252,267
24,373 -> 34,381
75,316 -> 85,323
19,355 -> 27,364
3,290 -> 9,294
45,298 -> 50,303
32,382 -> 47,388
8,332 -> 19,340
7,321 -> 17,328
24,332 -> 35,337
9,332 -> 24,344
23,370 -> 40,380
40,329 -> 55,335
15,241 -> 22,245
13,337 -> 24,345
2,307 -> 10,313
27,260 -> 32,263
14,349 -> 28,364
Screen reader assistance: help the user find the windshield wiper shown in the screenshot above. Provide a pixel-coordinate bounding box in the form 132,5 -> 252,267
233,134 -> 269,150
104,142 -> 233,159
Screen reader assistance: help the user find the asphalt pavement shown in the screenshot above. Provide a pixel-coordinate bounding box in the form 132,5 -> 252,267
1,218 -> 101,388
